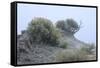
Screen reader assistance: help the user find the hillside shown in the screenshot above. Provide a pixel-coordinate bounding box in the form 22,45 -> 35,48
17,18 -> 96,65
17,30 -> 96,65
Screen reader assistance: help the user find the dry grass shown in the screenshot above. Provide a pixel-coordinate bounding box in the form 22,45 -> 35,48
54,45 -> 96,62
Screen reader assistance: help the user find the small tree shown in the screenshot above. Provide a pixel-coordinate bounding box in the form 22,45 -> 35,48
56,19 -> 80,35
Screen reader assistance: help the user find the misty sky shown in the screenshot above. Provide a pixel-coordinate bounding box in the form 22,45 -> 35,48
17,3 -> 96,44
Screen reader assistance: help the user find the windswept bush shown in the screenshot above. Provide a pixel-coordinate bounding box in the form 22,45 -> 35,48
56,19 -> 80,34
27,17 -> 61,46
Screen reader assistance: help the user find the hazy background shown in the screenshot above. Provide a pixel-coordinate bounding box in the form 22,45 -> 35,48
17,3 -> 96,44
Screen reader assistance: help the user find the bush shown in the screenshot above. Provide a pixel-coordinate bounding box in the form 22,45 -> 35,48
56,19 -> 80,34
27,17 -> 61,46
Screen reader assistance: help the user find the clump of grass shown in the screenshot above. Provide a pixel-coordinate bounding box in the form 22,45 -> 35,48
80,43 -> 96,55
57,37 -> 68,49
54,50 -> 78,62
59,42 -> 68,49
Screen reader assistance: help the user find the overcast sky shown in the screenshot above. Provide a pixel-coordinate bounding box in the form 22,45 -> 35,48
17,3 -> 96,44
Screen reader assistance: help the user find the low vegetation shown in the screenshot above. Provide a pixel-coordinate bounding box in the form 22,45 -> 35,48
80,43 -> 96,55
54,44 -> 96,62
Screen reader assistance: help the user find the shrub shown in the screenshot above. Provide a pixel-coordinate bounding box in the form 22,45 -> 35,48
27,17 -> 61,46
56,19 -> 80,34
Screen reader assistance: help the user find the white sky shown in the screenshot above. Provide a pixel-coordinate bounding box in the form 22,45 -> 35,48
17,3 -> 96,44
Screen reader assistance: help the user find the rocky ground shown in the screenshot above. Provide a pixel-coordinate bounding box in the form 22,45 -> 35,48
17,30 -> 96,65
